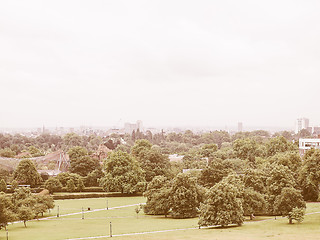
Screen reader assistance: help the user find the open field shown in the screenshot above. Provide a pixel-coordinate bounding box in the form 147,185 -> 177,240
1,198 -> 320,240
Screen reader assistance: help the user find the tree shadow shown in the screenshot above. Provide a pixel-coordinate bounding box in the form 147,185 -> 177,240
201,224 -> 240,230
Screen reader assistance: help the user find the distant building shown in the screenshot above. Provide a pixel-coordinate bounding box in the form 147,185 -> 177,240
312,127 -> 320,136
295,118 -> 309,134
168,154 -> 184,162
299,138 -> 320,155
238,122 -> 243,132
124,120 -> 144,134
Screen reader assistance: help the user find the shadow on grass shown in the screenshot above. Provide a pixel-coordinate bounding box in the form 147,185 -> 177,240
201,224 -> 241,230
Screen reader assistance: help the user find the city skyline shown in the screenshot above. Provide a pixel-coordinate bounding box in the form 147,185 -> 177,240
1,0 -> 320,129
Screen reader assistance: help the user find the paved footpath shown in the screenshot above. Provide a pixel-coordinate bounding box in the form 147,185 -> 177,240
9,203 -> 143,225
64,211 -> 320,240
42,204 -> 142,220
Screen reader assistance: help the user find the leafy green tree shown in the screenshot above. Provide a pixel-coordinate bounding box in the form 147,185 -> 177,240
9,187 -> 54,226
71,155 -> 99,177
199,144 -> 218,158
99,151 -> 145,193
85,169 -> 104,187
11,180 -> 18,191
265,164 -> 296,213
131,139 -> 152,158
135,147 -> 170,182
68,146 -> 100,177
11,187 -> 34,206
298,149 -> 320,201
169,173 -> 204,219
243,187 -> 266,219
210,147 -> 236,160
62,133 -> 83,149
268,151 -> 302,174
17,206 -> 34,227
144,176 -> 171,217
273,131 -> 293,140
199,180 -> 244,227
66,179 -> 76,192
222,158 -> 249,175
68,146 -> 88,160
287,207 -> 305,224
13,159 -> 42,187
182,152 -> 207,169
274,187 -> 306,223
221,173 -> 245,196
199,131 -> 231,148
0,169 -> 11,183
11,188 -> 36,227
56,172 -> 84,191
265,136 -> 296,157
33,194 -> 54,217
242,168 -> 266,194
0,179 -> 7,192
0,148 -> 16,158
182,154 -> 202,169
199,159 -> 231,188
44,178 -> 62,194
28,146 -> 44,157
298,169 -> 318,201
233,138 -> 260,162
0,192 -> 16,230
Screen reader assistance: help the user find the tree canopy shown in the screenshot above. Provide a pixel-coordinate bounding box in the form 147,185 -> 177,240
169,173 -> 204,219
199,179 -> 244,227
13,159 -> 42,187
99,150 -> 145,193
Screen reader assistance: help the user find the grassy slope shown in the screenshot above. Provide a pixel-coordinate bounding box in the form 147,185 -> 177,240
1,199 -> 320,240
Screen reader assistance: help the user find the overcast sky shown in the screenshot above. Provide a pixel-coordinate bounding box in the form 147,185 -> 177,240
1,0 -> 319,130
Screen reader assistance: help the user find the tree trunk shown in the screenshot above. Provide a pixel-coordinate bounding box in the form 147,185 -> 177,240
289,217 -> 293,224
24,220 -> 27,227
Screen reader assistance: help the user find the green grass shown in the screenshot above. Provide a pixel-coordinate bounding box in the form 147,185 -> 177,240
52,196 -> 145,215
1,199 -> 320,240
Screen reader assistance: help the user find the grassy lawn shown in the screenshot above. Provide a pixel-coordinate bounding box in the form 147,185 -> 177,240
51,196 -> 145,216
1,199 -> 320,240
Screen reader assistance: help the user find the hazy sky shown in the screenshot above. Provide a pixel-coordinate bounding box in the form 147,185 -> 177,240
1,0 -> 320,129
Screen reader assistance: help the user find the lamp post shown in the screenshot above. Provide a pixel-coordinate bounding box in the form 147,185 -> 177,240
57,205 -> 59,217
82,207 -> 84,220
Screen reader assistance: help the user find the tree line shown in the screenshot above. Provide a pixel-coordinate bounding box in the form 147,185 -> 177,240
1,129 -> 319,228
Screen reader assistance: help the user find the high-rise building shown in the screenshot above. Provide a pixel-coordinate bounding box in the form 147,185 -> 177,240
295,118 -> 309,134
238,122 -> 243,132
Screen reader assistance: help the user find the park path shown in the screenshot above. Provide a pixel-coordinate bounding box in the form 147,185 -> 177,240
41,203 -> 143,220
9,203 -> 143,225
65,227 -> 199,240
64,211 -> 320,240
